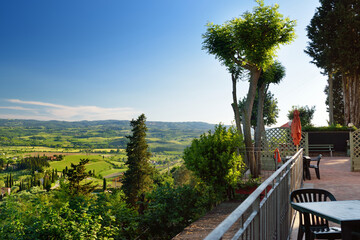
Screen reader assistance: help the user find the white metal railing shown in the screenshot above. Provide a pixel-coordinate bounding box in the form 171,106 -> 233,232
205,149 -> 303,240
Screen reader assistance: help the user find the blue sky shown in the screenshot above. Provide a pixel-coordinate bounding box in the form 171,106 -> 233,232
0,0 -> 328,126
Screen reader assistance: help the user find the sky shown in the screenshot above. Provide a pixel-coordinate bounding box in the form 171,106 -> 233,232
0,0 -> 328,127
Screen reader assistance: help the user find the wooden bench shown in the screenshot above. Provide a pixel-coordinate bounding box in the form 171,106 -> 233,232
309,144 -> 334,157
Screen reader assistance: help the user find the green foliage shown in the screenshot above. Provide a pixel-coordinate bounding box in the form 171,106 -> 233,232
122,114 -> 154,210
18,155 -> 50,172
237,176 -> 262,189
287,105 -> 316,127
202,0 -> 296,71
91,190 -> 140,239
0,157 -> 6,169
305,0 -> 360,74
172,165 -> 197,187
183,124 -> 245,200
0,190 -> 121,239
142,184 -> 208,239
65,158 -> 97,196
303,124 -> 356,132
151,171 -> 174,188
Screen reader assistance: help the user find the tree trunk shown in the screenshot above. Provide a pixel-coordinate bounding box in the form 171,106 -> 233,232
342,73 -> 360,127
231,73 -> 243,136
328,73 -> 334,125
242,68 -> 261,178
255,83 -> 266,175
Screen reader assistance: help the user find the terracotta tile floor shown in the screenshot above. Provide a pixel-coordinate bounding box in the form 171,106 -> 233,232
302,156 -> 360,200
291,156 -> 360,239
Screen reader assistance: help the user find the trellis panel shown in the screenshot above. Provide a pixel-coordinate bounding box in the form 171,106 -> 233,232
350,129 -> 360,171
261,128 -> 308,171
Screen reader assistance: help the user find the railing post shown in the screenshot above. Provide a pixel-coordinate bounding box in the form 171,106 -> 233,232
253,198 -> 260,240
276,174 -> 281,239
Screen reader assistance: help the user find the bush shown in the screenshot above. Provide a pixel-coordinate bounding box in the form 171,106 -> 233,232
183,124 -> 245,201
142,184 -> 208,239
303,124 -> 357,132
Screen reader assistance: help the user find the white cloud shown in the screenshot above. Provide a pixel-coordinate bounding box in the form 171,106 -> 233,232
0,106 -> 34,111
1,99 -> 141,121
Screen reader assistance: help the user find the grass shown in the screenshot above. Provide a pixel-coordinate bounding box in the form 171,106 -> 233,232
48,154 -> 126,179
49,155 -> 102,171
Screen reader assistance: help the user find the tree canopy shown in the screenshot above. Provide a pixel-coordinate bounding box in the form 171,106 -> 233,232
65,158 -> 97,197
287,106 -> 316,127
202,0 -> 296,72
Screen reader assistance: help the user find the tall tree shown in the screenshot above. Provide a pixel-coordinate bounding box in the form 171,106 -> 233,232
202,0 -> 296,177
122,114 -> 154,212
305,0 -> 360,126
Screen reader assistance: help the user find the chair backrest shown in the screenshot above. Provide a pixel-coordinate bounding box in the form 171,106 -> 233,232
290,188 -> 336,228
313,154 -> 322,166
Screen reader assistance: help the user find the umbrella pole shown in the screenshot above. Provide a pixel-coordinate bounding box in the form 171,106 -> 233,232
296,145 -> 298,152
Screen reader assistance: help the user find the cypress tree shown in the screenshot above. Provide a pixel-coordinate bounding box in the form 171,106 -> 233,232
10,173 -> 13,188
122,114 -> 154,212
103,178 -> 107,191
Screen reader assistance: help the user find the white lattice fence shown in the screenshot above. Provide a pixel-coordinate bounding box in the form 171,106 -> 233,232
350,129 -> 360,171
261,128 -> 308,171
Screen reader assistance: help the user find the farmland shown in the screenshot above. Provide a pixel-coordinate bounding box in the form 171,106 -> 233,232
0,119 -> 213,189
0,119 -> 213,152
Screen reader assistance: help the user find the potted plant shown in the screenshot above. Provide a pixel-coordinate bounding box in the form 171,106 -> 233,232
235,177 -> 272,200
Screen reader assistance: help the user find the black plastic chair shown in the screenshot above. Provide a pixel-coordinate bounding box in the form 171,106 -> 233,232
290,188 -> 342,240
309,154 -> 322,179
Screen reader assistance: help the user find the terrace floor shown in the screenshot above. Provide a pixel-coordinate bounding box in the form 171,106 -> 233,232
290,156 -> 360,239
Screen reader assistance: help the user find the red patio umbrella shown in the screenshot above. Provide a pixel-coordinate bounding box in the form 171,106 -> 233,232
274,148 -> 282,163
291,109 -> 302,151
274,148 -> 282,170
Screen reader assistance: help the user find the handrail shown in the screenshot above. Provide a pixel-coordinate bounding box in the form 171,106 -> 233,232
205,149 -> 303,240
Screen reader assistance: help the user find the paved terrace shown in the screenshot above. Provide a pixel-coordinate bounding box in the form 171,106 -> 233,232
291,156 -> 360,239
174,156 -> 360,239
